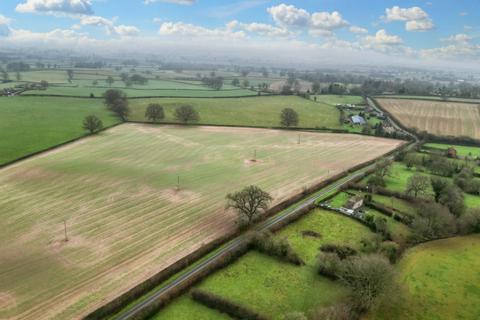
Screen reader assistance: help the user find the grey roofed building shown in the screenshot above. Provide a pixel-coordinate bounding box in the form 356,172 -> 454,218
351,115 -> 366,125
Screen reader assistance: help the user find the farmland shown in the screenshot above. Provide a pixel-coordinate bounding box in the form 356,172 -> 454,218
154,210 -> 376,319
0,96 -> 119,165
129,96 -> 340,129
377,98 -> 480,139
424,143 -> 480,158
370,235 -> 480,320
0,124 -> 402,320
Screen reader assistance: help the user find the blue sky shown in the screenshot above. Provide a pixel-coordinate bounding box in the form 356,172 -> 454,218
0,1 -> 478,66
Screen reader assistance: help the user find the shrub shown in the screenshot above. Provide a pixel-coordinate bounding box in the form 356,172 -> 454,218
191,289 -> 266,320
310,302 -> 356,320
250,231 -> 304,265
338,254 -> 395,313
457,209 -> 480,234
284,311 -> 308,320
320,244 -> 357,260
411,202 -> 457,241
380,241 -> 400,263
317,252 -> 343,280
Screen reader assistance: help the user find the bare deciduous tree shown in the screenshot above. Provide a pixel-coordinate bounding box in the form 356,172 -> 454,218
226,185 -> 272,225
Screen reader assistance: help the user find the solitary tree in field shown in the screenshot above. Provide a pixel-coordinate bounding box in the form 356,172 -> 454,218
145,103 -> 165,122
15,72 -> 21,81
406,174 -> 429,198
226,185 -> 272,225
40,80 -> 49,89
175,105 -> 199,123
67,69 -> 74,83
106,76 -> 115,87
83,115 -> 103,134
280,108 -> 299,127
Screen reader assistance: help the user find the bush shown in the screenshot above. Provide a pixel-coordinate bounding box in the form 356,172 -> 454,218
380,241 -> 400,263
317,252 -> 343,280
320,244 -> 357,260
284,311 -> 308,320
338,254 -> 395,313
457,209 -> 480,234
311,302 -> 356,320
250,231 -> 304,265
191,289 -> 266,320
411,202 -> 457,241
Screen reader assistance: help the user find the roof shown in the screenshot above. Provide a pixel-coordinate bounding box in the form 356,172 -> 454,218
351,115 -> 366,125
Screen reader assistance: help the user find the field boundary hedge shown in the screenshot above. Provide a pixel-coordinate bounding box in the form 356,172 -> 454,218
374,95 -> 480,105
20,93 -> 262,99
191,289 -> 267,320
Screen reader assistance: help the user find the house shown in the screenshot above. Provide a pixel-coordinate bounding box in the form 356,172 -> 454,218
344,196 -> 364,211
351,115 -> 366,125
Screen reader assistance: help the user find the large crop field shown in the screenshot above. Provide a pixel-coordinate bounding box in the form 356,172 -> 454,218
377,98 -> 480,139
0,96 -> 119,165
129,96 -> 340,129
0,124 -> 402,319
370,235 -> 480,320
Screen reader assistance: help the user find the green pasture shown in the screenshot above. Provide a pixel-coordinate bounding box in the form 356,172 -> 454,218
152,296 -> 228,320
424,143 -> 480,158
370,235 -> 480,320
311,95 -> 364,106
0,96 -> 118,165
129,96 -> 340,129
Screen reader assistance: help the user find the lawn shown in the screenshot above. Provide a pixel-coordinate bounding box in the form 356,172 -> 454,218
152,296 -> 229,320
311,95 -> 364,106
275,209 -> 376,264
0,124 -> 402,320
0,96 -> 119,165
377,98 -> 480,139
129,96 -> 341,129
369,235 -> 480,320
197,251 -> 347,319
424,143 -> 480,158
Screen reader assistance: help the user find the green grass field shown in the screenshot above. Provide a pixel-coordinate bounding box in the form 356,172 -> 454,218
0,96 -> 119,165
369,235 -> 480,320
152,296 -> 229,320
192,210 -> 376,318
311,95 -> 364,106
276,209 -> 376,264
23,86 -> 258,98
424,143 -> 480,158
0,124 -> 401,320
129,96 -> 340,129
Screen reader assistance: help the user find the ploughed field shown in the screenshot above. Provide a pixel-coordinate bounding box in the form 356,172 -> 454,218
0,124 -> 402,319
377,98 -> 480,139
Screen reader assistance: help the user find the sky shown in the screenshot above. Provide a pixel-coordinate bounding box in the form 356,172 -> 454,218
0,0 -> 478,68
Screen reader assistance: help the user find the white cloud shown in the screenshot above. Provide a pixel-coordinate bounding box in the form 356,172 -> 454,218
267,3 -> 349,37
0,14 -> 11,36
228,20 -> 290,37
349,26 -> 368,34
406,19 -> 434,31
383,6 -> 434,32
420,44 -> 480,59
364,29 -> 403,46
267,4 -> 310,28
310,11 -> 348,30
16,0 -> 93,16
144,0 -> 195,5
384,6 -> 428,22
159,21 -> 245,39
76,15 -> 139,36
442,33 -> 472,44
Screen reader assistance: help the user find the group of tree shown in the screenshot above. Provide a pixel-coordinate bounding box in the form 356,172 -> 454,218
119,73 -> 148,87
103,89 -> 130,121
6,62 -> 30,72
201,75 -> 224,90
74,61 -> 105,69
367,159 -> 393,189
145,103 -> 199,123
